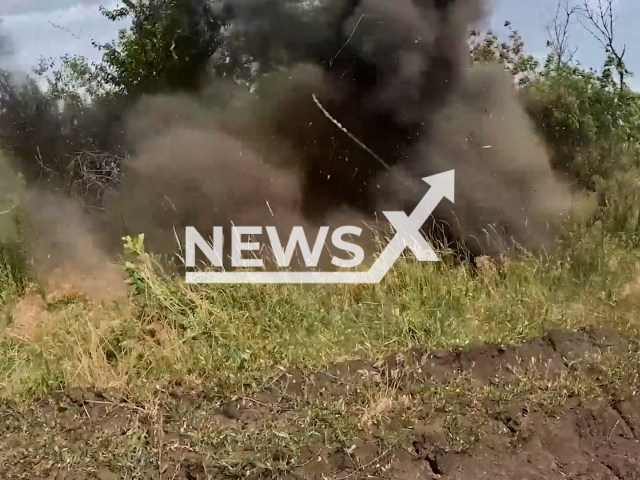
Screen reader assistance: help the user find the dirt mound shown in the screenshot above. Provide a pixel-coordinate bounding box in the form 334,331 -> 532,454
1,327 -> 638,479
21,190 -> 130,305
7,293 -> 49,341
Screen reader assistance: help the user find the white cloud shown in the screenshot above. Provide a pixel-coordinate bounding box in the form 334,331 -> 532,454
1,1 -> 126,71
0,0 -> 104,16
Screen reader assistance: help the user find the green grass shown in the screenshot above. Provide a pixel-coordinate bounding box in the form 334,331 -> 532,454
1,195 -> 639,401
0,242 -> 28,309
2,177 -> 640,477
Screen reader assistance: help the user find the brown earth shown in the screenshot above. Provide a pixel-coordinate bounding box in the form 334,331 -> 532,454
1,326 -> 640,479
8,293 -> 50,341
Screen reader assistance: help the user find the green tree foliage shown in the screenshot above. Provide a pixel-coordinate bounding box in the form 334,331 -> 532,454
33,0 -> 234,102
471,21 -> 640,189
0,0 -> 235,195
526,62 -> 640,186
2,2 -> 640,215
94,0 -> 229,97
469,21 -> 541,85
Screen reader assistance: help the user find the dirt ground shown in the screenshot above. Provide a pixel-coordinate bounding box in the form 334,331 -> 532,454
2,326 -> 640,480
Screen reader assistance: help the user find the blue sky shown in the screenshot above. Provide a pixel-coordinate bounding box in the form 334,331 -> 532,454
488,0 -> 640,89
0,0 -> 638,89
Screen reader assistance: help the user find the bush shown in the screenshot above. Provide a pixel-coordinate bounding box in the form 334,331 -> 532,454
1,8 -> 639,257
524,64 -> 640,187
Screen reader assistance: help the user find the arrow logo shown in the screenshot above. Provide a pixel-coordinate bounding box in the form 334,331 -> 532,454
186,169 -> 455,284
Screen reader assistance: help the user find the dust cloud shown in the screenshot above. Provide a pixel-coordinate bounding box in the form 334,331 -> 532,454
107,0 -> 585,264
1,0 -> 594,290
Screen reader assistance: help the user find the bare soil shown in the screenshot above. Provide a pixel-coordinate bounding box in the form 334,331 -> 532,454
2,326 -> 640,479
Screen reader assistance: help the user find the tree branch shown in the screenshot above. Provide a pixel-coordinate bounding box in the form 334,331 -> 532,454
546,0 -> 579,68
576,0 -> 628,88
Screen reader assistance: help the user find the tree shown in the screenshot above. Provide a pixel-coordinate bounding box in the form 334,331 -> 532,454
92,0 -> 229,97
576,0 -> 630,89
546,0 -> 578,69
469,21 -> 540,86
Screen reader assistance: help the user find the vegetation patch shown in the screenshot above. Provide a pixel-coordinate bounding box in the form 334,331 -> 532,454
1,0 -> 640,478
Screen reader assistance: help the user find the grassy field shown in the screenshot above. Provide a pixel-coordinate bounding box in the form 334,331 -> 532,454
2,176 -> 640,478
1,211 -> 639,398
2,2 -> 640,475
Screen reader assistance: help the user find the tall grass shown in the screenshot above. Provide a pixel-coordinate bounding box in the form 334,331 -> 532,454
0,188 -> 639,401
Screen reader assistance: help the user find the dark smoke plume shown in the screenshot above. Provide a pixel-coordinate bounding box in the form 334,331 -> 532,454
375,62 -> 578,256
104,90 -> 378,271
103,0 -> 586,268
4,0 -> 594,283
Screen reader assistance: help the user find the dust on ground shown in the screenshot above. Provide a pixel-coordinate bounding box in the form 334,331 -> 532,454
6,293 -> 49,341
21,190 -> 130,305
1,326 -> 638,479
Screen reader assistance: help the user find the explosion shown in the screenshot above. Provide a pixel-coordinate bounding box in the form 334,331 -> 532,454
108,0 -> 583,267
2,0 -> 592,285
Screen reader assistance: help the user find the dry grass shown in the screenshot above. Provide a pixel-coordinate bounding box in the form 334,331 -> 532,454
0,208 -> 638,401
1,175 -> 640,477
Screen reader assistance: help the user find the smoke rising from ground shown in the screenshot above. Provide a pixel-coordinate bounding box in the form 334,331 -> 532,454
375,63 -> 581,257
22,190 -> 129,302
104,0 -> 586,267
2,0 -> 595,285
104,91 -> 378,271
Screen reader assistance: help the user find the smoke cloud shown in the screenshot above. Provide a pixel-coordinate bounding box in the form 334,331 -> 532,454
375,62 -> 578,256
0,21 -> 11,58
3,0 -> 594,285
105,0 -> 584,266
